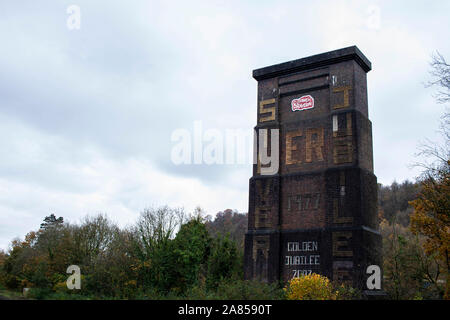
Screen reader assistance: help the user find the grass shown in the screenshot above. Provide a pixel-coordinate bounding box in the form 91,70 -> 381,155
0,284 -> 27,300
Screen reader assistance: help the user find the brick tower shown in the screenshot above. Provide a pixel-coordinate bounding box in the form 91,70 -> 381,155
244,46 -> 382,289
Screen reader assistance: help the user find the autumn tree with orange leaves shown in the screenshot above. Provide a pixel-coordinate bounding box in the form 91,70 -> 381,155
409,51 -> 450,299
409,161 -> 450,299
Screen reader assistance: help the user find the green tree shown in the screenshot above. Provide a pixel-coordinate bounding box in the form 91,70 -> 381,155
40,214 -> 63,230
173,216 -> 211,293
133,206 -> 184,293
206,233 -> 241,289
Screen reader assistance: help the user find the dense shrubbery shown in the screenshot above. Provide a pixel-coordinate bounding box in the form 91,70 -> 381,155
284,273 -> 361,300
0,207 -> 282,300
0,207 -> 349,300
284,273 -> 336,300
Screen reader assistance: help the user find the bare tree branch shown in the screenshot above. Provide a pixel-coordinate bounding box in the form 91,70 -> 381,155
426,51 -> 450,104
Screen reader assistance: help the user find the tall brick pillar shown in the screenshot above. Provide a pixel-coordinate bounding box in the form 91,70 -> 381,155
244,46 -> 382,290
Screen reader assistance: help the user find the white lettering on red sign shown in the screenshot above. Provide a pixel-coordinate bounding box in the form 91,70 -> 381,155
291,95 -> 314,112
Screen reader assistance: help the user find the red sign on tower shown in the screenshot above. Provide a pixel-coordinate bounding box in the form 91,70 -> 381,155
291,95 -> 314,112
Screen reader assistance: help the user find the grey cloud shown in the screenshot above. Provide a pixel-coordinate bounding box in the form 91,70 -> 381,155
0,1 -> 449,250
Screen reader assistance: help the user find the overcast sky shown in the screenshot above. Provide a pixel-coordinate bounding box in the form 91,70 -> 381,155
0,1 -> 449,250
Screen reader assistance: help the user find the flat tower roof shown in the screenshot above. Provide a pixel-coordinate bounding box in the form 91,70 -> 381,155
252,46 -> 371,80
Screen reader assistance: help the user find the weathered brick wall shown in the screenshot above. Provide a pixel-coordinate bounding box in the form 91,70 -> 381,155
244,46 -> 382,289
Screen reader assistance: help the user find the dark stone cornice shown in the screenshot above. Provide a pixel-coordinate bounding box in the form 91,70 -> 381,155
253,46 -> 371,81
